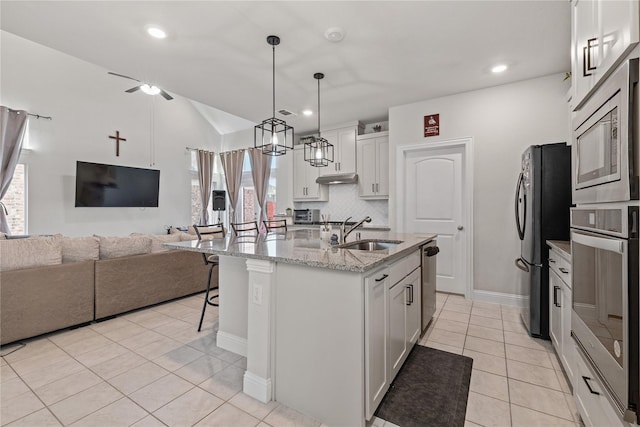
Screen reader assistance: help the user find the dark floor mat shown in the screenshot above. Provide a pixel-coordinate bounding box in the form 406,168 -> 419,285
374,345 -> 473,427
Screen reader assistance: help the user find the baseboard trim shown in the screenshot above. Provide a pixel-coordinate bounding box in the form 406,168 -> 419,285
216,331 -> 247,357
472,290 -> 527,307
243,371 -> 272,403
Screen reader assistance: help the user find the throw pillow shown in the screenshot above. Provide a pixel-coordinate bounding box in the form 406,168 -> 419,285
62,236 -> 100,263
0,234 -> 63,271
97,235 -> 152,259
131,233 -> 183,253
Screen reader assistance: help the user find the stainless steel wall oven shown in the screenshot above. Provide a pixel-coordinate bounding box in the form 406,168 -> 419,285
571,205 -> 639,422
572,58 -> 639,204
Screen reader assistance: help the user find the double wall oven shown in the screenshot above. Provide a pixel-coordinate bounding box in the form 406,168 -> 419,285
571,58 -> 640,423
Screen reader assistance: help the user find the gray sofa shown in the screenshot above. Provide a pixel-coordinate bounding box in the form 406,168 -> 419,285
0,233 -> 212,345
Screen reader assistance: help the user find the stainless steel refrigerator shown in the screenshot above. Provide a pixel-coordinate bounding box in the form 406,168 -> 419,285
514,143 -> 571,339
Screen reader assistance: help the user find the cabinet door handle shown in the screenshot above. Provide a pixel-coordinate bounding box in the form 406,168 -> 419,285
405,286 -> 412,305
376,183 -> 379,192
582,376 -> 600,395
553,285 -> 560,308
372,183 -> 375,192
548,258 -> 556,264
559,267 -> 569,274
583,37 -> 597,77
375,274 -> 388,282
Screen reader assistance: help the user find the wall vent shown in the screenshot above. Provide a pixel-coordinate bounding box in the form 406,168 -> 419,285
278,109 -> 296,116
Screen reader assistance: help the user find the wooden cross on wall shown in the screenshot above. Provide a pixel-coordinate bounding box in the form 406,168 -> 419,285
108,130 -> 126,156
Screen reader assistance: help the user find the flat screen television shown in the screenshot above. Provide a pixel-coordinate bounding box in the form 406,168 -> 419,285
75,161 -> 160,207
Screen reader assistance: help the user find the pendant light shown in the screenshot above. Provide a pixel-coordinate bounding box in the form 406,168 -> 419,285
304,73 -> 334,167
254,35 -> 294,156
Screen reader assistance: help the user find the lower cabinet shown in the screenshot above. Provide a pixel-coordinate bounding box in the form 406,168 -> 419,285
574,348 -> 625,427
364,268 -> 389,418
548,245 -> 575,387
365,252 -> 421,420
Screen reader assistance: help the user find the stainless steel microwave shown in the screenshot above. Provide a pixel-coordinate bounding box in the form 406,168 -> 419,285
572,58 -> 639,204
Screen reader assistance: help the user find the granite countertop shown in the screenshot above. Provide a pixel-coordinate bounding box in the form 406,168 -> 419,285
547,240 -> 570,259
165,229 -> 436,273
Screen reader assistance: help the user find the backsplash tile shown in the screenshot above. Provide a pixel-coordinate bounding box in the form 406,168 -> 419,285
294,184 -> 389,226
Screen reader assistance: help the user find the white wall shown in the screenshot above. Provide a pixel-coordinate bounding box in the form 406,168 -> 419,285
1,31 -> 222,236
389,74 -> 571,296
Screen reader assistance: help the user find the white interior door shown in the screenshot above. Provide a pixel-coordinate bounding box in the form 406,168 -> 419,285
402,143 -> 468,295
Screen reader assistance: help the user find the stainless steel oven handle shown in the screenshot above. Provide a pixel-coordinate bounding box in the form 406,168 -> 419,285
572,231 -> 624,254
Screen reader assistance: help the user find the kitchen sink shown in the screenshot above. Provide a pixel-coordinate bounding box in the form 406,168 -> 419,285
337,239 -> 403,251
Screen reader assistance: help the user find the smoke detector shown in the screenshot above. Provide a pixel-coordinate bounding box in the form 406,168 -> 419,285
324,27 -> 345,42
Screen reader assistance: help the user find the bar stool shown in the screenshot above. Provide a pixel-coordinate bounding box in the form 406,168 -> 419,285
263,219 -> 287,233
230,221 -> 259,235
193,223 -> 225,332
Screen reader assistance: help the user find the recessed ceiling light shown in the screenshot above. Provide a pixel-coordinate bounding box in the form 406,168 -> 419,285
324,27 -> 345,42
492,64 -> 508,73
147,26 -> 167,39
302,109 -> 313,116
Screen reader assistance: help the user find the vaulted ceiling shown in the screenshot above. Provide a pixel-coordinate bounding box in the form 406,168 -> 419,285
0,1 -> 570,134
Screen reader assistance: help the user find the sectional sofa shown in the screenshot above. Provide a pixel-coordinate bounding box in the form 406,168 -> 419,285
0,231 -> 214,345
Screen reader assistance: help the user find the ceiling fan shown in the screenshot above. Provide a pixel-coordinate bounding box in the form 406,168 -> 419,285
107,72 -> 174,100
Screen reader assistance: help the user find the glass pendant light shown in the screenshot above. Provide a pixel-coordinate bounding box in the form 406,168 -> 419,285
304,73 -> 334,167
254,35 -> 294,156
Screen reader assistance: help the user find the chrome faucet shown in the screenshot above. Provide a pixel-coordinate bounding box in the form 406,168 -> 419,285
341,216 -> 372,243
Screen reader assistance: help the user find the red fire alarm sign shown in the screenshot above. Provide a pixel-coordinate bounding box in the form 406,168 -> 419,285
424,114 -> 440,137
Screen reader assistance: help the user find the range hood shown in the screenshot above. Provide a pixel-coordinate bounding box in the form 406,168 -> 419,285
316,173 -> 358,185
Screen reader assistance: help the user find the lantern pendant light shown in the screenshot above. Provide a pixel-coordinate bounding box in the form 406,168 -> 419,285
254,35 -> 294,156
304,73 -> 334,167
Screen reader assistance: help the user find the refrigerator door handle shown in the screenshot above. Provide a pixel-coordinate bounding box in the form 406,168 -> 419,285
514,257 -> 529,272
515,172 -> 527,241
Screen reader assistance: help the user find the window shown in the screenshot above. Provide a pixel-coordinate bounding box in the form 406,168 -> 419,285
4,163 -> 26,235
238,154 -> 277,223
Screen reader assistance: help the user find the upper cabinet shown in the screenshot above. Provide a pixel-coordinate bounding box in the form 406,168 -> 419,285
293,147 -> 329,201
571,0 -> 639,109
357,132 -> 389,199
320,122 -> 364,177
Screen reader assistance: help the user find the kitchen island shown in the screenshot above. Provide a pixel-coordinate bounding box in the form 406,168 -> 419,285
166,229 -> 436,426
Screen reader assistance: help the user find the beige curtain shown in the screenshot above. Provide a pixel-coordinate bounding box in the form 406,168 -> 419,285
220,149 -> 245,223
0,107 -> 28,235
196,149 -> 215,225
247,148 -> 272,231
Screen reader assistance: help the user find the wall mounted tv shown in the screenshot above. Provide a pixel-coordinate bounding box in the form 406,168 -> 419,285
75,161 -> 160,207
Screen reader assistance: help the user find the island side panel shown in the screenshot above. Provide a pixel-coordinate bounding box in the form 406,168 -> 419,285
274,263 -> 366,427
217,255 -> 249,355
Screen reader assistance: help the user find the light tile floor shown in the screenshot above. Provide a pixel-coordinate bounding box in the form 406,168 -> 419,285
0,292 -> 581,426
419,293 -> 582,427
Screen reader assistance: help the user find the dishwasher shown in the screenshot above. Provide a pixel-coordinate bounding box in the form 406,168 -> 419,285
421,240 -> 439,333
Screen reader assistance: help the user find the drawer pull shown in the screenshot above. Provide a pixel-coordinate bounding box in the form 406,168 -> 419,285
553,286 -> 560,307
375,274 -> 389,282
582,376 -> 600,395
548,258 -> 556,263
559,267 -> 569,274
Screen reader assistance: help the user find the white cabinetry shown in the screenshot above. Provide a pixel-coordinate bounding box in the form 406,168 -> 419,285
574,349 -> 625,427
293,147 -> 328,201
571,0 -> 639,109
320,122 -> 363,176
548,244 -> 575,387
357,132 -> 389,199
364,268 -> 389,419
364,250 -> 421,420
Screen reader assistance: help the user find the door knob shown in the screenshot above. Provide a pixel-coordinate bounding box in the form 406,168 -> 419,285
457,225 -> 464,230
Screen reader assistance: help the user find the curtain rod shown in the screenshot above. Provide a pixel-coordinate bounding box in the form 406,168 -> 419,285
4,107 -> 53,120
27,113 -> 52,120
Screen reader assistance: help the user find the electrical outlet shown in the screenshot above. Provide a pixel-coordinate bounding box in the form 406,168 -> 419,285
252,284 -> 263,305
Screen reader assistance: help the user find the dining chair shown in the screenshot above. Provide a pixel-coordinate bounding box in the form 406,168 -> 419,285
230,221 -> 259,235
263,219 -> 288,233
193,223 -> 225,332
